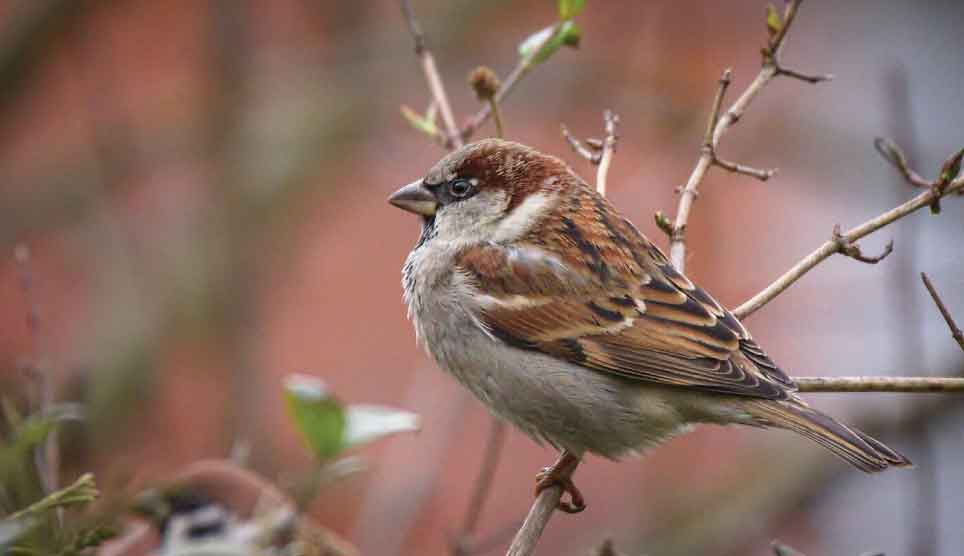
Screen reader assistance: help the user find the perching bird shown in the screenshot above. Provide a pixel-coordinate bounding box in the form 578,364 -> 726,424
389,139 -> 910,512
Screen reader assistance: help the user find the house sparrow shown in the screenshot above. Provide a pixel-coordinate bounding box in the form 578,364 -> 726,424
389,139 -> 910,512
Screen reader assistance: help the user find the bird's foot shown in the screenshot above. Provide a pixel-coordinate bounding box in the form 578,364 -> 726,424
534,451 -> 585,513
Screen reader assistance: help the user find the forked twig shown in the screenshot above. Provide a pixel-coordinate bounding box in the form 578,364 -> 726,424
734,154 -> 964,320
400,0 -> 463,149
666,0 -> 829,272
561,110 -> 620,195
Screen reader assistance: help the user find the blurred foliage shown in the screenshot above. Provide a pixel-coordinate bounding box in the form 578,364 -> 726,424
0,400 -> 113,555
558,0 -> 586,21
284,374 -> 420,461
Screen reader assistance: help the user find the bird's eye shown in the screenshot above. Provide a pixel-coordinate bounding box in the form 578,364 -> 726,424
448,179 -> 473,198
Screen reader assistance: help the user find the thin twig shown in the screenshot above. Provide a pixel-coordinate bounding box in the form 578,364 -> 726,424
489,99 -> 505,139
874,137 -> 930,188
561,124 -> 596,161
460,24 -> 559,143
713,155 -> 777,181
504,486 -> 562,556
560,111 -> 620,195
400,0 -> 463,148
595,110 -> 619,196
453,421 -> 506,556
732,174 -> 964,319
706,72 -> 777,181
795,376 -> 964,393
831,224 -> 894,264
920,272 -> 964,352
774,66 -> 834,84
667,0 -> 827,272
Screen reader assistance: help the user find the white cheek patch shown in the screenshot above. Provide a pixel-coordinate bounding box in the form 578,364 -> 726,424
492,192 -> 553,242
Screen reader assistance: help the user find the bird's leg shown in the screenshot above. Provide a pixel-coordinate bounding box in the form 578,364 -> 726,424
534,450 -> 585,513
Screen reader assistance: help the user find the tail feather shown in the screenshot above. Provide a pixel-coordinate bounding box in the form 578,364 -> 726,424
747,400 -> 912,473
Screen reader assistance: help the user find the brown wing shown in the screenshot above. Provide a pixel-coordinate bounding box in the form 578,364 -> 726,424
456,185 -> 796,400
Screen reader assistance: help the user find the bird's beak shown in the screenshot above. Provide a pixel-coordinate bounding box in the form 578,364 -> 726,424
388,180 -> 438,216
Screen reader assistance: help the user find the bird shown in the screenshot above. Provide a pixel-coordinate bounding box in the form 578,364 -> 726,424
388,138 -> 910,512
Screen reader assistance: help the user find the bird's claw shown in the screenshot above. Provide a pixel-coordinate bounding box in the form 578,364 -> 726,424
534,466 -> 586,514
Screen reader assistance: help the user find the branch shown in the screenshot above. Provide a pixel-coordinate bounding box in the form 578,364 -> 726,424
666,0 -> 829,272
460,24 -> 560,143
795,376 -> 964,393
400,0 -> 463,149
732,170 -> 963,320
503,111 -> 622,555
560,110 -> 620,195
831,224 -> 894,264
874,137 -> 930,188
596,110 -> 619,196
920,272 -> 964,352
505,483 -> 566,556
505,452 -> 582,556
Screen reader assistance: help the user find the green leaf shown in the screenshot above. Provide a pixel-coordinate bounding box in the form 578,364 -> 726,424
558,0 -> 585,20
400,105 -> 439,138
518,21 -> 581,66
284,374 -> 421,460
284,374 -> 346,460
766,4 -> 783,38
344,405 -> 420,448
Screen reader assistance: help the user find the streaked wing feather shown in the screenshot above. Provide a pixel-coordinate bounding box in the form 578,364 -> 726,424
455,184 -> 796,400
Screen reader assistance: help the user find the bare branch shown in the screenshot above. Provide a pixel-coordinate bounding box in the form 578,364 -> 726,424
505,485 -> 562,556
920,272 -> 964,352
774,66 -> 834,84
733,174 -> 964,320
832,224 -> 894,264
796,376 -> 964,393
704,68 -> 733,145
505,452 -> 582,556
713,155 -> 777,181
460,24 -> 561,143
400,0 -> 463,148
595,110 -> 619,196
561,124 -> 597,162
874,137 -> 930,188
667,0 -> 828,272
561,111 -> 620,195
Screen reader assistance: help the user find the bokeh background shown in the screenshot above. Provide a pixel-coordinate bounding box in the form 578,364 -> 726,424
1,1 -> 963,554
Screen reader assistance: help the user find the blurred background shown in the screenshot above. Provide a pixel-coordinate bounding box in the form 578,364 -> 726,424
1,0 -> 962,554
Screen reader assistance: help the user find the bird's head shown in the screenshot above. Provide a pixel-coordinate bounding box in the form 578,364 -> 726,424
388,139 -> 575,245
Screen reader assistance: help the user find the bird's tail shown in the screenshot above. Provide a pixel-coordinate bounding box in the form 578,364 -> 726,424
746,400 -> 912,472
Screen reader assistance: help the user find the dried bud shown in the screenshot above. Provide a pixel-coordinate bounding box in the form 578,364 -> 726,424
468,66 -> 501,102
